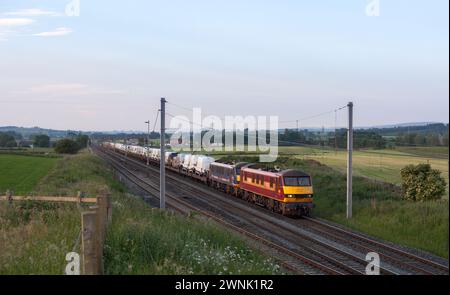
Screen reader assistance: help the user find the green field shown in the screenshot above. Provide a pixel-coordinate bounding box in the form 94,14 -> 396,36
277,146 -> 449,189
0,154 -> 59,195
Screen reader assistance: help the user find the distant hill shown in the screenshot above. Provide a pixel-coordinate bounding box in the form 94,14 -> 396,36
279,122 -> 447,133
362,123 -> 448,136
2,122 -> 448,139
359,122 -> 441,129
0,126 -> 84,139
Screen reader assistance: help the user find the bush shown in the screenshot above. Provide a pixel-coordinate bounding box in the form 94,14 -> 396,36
400,164 -> 446,201
54,139 -> 80,154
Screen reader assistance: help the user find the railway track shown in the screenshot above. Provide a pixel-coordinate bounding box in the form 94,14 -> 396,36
94,146 -> 340,275
300,217 -> 449,275
93,145 -> 449,275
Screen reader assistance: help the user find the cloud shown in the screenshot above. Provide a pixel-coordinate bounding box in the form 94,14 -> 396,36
0,18 -> 34,40
33,27 -> 73,37
4,9 -> 61,17
30,83 -> 89,93
0,18 -> 35,26
11,83 -> 125,97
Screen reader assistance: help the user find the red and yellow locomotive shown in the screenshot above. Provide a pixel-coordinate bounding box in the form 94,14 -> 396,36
239,165 -> 314,216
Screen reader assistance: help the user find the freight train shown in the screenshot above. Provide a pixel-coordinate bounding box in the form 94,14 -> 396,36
102,142 -> 314,217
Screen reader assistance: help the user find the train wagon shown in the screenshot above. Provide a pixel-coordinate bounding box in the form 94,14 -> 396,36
239,165 -> 313,216
195,156 -> 215,176
181,154 -> 192,172
165,152 -> 178,167
208,162 -> 248,195
187,155 -> 199,173
172,153 -> 186,170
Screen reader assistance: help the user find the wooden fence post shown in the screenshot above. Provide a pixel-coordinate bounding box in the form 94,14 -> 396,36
81,211 -> 100,275
96,196 -> 108,240
77,191 -> 84,210
6,190 -> 12,205
106,194 -> 112,223
96,195 -> 109,274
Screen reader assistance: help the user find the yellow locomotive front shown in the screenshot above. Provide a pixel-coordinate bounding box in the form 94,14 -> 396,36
279,170 -> 314,216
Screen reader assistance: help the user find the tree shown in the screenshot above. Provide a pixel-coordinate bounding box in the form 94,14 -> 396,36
54,139 -> 80,154
400,164 -> 446,201
75,134 -> 89,149
414,134 -> 426,146
33,134 -> 50,147
0,132 -> 17,147
426,133 -> 440,146
443,132 -> 449,146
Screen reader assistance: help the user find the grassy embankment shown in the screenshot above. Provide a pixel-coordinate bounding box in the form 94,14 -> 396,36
218,153 -> 449,258
0,150 -> 280,274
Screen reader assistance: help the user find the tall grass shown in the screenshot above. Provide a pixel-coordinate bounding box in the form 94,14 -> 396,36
105,195 -> 281,275
0,202 -> 80,274
0,152 -> 104,274
1,151 -> 282,274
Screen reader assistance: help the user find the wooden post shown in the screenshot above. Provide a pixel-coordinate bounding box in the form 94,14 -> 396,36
96,195 -> 109,274
106,194 -> 112,223
6,190 -> 12,205
81,211 -> 99,275
77,191 -> 84,210
87,205 -> 101,275
96,196 -> 108,242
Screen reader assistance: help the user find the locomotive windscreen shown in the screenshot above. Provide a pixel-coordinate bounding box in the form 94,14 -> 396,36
284,176 -> 311,186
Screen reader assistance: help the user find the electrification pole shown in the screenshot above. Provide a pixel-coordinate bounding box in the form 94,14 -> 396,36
145,120 -> 150,165
160,97 -> 166,209
347,101 -> 353,219
334,110 -> 338,155
125,138 -> 128,159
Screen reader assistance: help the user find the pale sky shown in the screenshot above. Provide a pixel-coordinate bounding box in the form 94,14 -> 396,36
0,0 -> 448,131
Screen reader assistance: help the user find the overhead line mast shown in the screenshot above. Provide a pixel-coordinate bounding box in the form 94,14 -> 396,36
160,97 -> 166,209
347,101 -> 353,219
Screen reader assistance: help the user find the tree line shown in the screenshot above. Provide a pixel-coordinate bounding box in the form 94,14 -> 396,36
0,131 -> 90,153
0,131 -> 51,148
91,126 -> 448,150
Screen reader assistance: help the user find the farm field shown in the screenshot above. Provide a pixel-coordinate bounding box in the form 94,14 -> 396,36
277,146 -> 449,189
0,154 -> 59,195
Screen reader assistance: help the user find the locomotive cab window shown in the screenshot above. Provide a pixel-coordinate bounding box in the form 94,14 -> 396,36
284,176 -> 311,186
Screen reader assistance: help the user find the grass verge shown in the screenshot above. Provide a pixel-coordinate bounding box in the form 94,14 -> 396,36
0,151 -> 281,274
